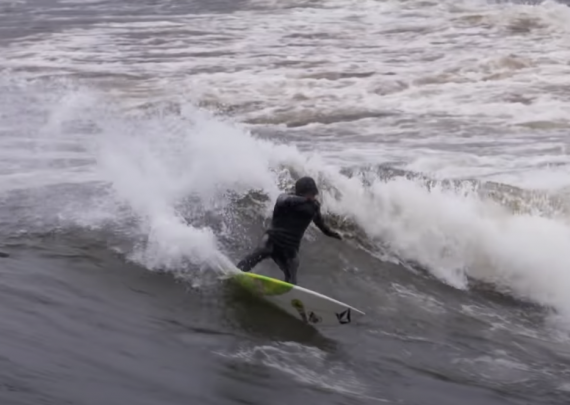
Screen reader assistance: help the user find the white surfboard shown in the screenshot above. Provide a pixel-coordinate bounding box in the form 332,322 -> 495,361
229,272 -> 365,327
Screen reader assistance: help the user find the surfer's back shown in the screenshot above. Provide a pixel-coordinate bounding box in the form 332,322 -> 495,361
266,193 -> 318,252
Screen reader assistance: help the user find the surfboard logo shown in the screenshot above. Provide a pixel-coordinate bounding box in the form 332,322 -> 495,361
308,311 -> 322,324
291,299 -> 321,324
291,299 -> 308,323
335,308 -> 351,324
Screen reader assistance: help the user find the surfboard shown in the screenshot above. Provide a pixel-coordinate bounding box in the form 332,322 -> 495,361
230,272 -> 365,327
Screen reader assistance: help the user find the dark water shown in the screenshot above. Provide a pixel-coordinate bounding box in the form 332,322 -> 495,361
2,1 -> 570,405
1,234 -> 568,405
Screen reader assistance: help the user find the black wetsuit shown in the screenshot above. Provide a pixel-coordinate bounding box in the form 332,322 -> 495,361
236,192 -> 340,285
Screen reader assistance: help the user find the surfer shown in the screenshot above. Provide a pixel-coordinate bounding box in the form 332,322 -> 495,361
236,176 -> 342,285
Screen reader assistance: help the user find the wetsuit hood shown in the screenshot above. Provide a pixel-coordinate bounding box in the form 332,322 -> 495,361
294,176 -> 319,196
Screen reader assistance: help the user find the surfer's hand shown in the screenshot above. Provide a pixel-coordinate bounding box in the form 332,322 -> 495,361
330,231 -> 342,240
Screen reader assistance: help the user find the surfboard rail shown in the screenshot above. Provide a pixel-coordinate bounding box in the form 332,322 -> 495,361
230,272 -> 365,327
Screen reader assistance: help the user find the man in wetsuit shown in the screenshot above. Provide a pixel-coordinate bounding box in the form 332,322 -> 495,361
236,176 -> 342,285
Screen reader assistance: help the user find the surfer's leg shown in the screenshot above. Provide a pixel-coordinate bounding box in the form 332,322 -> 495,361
272,254 -> 291,282
272,251 -> 299,285
236,235 -> 273,272
286,255 -> 300,285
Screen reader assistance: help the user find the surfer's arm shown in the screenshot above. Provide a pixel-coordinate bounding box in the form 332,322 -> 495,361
312,206 -> 342,240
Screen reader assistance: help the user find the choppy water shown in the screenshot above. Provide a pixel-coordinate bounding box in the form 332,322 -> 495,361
2,0 -> 570,404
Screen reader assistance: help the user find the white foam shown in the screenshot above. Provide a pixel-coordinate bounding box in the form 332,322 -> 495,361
91,100 -> 291,275
453,351 -> 533,384
216,342 -> 374,399
316,171 -> 570,317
